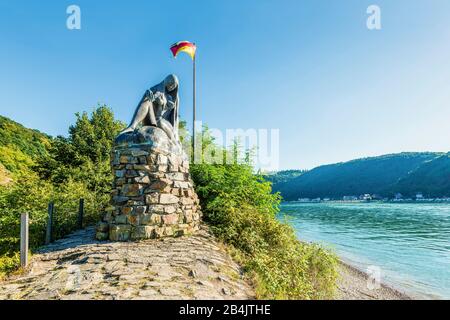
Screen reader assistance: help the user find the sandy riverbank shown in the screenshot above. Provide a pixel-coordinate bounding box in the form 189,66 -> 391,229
336,261 -> 412,300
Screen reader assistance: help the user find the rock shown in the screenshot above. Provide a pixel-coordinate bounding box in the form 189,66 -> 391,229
159,194 -> 179,204
184,211 -> 194,223
183,189 -> 194,197
131,149 -> 149,157
125,170 -> 138,178
164,205 -> 177,214
147,205 -> 165,214
110,225 -> 132,241
164,226 -> 174,236
96,232 -> 109,241
138,156 -> 147,164
133,165 -> 152,171
122,184 -> 142,197
173,181 -> 190,189
134,176 -> 150,184
113,196 -> 129,204
157,154 -> 168,165
181,198 -> 194,206
167,172 -> 185,181
159,288 -> 181,296
162,214 -> 179,225
127,215 -> 138,226
115,170 -> 126,178
121,207 -> 132,215
132,226 -> 155,240
96,222 -> 109,233
149,179 -> 170,191
145,193 -> 160,204
115,215 -> 128,225
154,227 -> 165,238
141,213 -> 161,225
133,206 -> 147,215
222,287 -> 232,296
188,270 -> 197,278
106,137 -> 201,241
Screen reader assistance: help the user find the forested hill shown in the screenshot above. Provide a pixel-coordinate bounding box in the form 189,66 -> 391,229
265,170 -> 306,185
0,115 -> 50,182
269,152 -> 450,200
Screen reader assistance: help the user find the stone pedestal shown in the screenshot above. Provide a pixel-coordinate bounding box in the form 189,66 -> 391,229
98,126 -> 202,241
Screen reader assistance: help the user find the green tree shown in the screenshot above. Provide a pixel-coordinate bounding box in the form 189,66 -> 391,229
69,106 -> 125,163
191,127 -> 338,299
1,105 -> 125,278
36,105 -> 125,187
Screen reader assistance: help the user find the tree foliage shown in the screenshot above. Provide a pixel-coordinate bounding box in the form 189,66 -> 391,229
0,106 -> 124,278
191,128 -> 338,299
0,115 -> 50,177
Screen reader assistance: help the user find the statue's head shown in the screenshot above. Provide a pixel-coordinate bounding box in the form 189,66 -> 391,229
164,74 -> 179,93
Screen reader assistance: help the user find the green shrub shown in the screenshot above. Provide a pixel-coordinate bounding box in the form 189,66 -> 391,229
0,106 -> 122,277
191,133 -> 338,299
0,252 -> 20,280
0,173 -> 106,255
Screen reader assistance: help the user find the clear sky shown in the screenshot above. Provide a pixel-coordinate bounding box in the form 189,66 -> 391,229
1,0 -> 449,170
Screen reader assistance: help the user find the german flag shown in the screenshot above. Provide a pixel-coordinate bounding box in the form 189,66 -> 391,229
170,41 -> 196,60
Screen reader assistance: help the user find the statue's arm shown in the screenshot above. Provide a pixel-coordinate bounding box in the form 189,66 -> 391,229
144,90 -> 154,102
146,100 -> 157,126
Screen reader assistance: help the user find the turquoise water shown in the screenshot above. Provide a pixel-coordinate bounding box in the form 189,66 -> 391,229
279,202 -> 450,299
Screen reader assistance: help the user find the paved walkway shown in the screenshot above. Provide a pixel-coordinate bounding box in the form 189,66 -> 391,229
0,226 -> 254,300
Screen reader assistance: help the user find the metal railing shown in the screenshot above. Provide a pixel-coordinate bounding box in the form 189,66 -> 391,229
20,198 -> 85,268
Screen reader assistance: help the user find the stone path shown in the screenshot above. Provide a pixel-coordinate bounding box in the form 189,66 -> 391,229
0,226 -> 255,300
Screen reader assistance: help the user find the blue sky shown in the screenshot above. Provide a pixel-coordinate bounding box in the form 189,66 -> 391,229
1,0 -> 449,169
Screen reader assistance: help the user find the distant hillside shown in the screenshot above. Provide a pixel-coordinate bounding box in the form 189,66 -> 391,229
265,170 -> 306,185
391,154 -> 450,197
0,115 -> 50,179
270,152 -> 450,200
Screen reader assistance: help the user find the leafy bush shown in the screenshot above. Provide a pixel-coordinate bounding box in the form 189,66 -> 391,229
191,131 -> 338,299
0,106 -> 124,278
0,252 -> 20,279
0,173 -> 106,278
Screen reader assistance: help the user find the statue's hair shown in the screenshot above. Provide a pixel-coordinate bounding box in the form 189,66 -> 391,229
164,74 -> 179,105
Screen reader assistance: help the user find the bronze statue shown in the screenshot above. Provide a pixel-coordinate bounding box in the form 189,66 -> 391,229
120,74 -> 180,143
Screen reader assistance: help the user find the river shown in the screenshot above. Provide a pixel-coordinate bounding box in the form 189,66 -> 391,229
279,202 -> 450,299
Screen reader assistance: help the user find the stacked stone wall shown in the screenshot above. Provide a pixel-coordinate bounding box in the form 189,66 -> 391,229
97,145 -> 202,241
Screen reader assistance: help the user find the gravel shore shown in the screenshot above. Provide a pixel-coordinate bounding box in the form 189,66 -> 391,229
336,261 -> 412,300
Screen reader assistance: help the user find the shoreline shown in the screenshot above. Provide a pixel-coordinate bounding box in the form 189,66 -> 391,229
336,260 -> 413,300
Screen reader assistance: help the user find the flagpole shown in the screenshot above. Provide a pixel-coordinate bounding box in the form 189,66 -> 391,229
192,52 -> 196,162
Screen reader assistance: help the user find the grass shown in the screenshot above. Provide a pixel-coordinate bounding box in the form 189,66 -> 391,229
212,207 -> 339,299
0,252 -> 21,280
